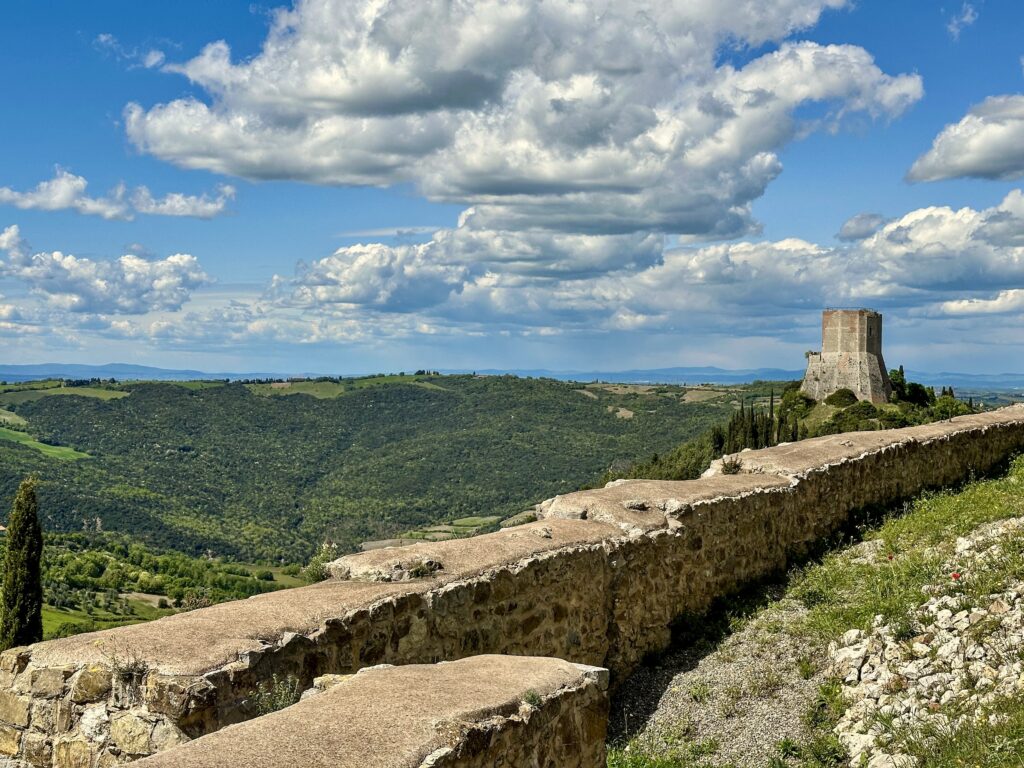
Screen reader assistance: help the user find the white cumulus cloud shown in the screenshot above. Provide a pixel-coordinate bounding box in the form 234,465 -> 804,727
908,95 -> 1024,182
251,189 -> 1024,341
0,226 -> 209,314
132,184 -> 235,218
0,169 -> 131,220
125,0 -> 921,240
940,289 -> 1024,316
0,168 -> 235,221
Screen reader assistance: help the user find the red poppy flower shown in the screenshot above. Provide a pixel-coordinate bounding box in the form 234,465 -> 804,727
951,572 -> 961,580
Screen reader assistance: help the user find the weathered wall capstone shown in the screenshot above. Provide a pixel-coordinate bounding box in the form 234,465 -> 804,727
132,656 -> 608,768
1,406 -> 1022,766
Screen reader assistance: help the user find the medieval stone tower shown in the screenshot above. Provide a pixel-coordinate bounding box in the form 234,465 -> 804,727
800,309 -> 893,404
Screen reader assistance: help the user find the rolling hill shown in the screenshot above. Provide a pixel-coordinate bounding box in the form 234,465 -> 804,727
0,374 -> 745,562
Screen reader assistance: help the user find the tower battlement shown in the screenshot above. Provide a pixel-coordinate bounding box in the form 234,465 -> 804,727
801,309 -> 892,404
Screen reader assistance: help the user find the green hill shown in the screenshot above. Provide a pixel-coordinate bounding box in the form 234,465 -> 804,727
0,375 -> 738,562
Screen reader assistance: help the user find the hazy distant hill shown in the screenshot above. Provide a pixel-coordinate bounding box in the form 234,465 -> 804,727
0,363 -> 284,382
465,366 -> 806,384
5,362 -> 1022,390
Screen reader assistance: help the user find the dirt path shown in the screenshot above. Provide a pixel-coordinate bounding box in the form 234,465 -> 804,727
611,589 -> 827,766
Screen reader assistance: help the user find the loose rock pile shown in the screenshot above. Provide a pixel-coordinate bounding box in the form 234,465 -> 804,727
831,518 -> 1024,768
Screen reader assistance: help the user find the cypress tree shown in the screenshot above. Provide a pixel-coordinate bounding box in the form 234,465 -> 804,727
0,477 -> 44,651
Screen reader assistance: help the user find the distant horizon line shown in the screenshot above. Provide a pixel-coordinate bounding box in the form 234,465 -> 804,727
2,361 -> 1024,383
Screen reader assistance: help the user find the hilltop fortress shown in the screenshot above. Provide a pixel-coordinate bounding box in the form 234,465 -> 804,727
801,309 -> 893,404
2,406 -> 1024,766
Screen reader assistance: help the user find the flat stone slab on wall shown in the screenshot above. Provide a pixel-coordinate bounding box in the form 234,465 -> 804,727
133,656 -> 608,768
3,405 -> 1023,767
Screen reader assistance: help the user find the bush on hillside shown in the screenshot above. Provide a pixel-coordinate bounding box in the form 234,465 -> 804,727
844,401 -> 879,420
301,542 -> 338,583
824,389 -> 859,408
780,389 -> 816,420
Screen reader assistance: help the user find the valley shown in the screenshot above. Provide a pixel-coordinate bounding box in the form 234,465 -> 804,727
0,374 -> 742,564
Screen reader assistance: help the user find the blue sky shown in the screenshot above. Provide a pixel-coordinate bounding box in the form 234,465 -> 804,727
1,0 -> 1023,374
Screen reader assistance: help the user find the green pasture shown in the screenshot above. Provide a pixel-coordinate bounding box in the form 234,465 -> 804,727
0,386 -> 127,407
0,427 -> 88,460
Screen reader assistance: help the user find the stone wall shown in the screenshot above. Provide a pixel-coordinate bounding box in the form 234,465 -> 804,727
2,406 -> 1023,767
132,656 -> 608,768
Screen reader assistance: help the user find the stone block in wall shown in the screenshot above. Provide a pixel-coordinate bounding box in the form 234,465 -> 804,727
21,731 -> 50,767
109,713 -> 153,757
30,668 -> 72,699
69,668 -> 112,705
53,736 -> 95,768
0,691 -> 31,728
133,655 -> 608,768
0,723 -> 22,757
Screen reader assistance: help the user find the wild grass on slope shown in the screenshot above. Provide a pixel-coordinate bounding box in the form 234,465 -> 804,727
791,456 -> 1024,641
608,455 -> 1024,767
891,692 -> 1024,768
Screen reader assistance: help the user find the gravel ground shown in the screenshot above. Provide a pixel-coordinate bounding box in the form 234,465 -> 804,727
610,591 -> 827,767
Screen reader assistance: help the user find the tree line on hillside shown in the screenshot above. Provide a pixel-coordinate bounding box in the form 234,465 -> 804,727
603,369 -> 981,483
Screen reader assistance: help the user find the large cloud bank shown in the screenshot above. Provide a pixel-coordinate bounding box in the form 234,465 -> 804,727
12,0 -> 1020,365
126,0 -> 920,243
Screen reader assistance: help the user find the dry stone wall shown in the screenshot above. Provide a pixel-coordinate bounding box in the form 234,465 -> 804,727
1,406 -> 1023,767
132,656 -> 609,768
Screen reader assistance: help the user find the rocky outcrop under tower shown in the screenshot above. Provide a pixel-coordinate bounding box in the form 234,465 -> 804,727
801,309 -> 892,404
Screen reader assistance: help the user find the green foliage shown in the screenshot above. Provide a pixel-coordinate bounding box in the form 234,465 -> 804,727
774,457 -> 1024,766
1,477 -> 43,650
0,530 -> 284,640
780,389 -> 816,420
815,401 -> 879,435
607,726 -> 721,768
301,542 -> 338,583
813,368 -> 978,438
39,532 -> 283,607
824,388 -> 858,408
0,384 -> 127,407
720,457 -> 743,475
931,395 -> 973,420
0,376 -> 730,561
605,387 -> 801,482
886,692 -> 1024,767
0,408 -> 26,427
0,427 -> 88,460
249,673 -> 302,716
890,367 -> 939,409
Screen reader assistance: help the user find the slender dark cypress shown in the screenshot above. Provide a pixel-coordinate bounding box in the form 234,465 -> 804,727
0,477 -> 44,651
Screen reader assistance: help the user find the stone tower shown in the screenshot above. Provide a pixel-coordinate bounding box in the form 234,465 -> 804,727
800,309 -> 893,404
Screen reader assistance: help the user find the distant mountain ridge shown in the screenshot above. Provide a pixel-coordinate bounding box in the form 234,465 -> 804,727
2,362 -> 1023,390
0,363 -> 288,382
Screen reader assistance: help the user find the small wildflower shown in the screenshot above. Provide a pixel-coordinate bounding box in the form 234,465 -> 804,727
887,553 -> 894,561
951,572 -> 962,581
